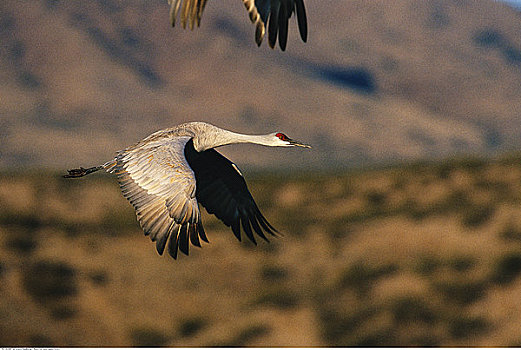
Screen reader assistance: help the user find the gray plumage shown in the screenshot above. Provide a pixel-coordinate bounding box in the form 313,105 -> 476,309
65,122 -> 310,259
167,0 -> 308,51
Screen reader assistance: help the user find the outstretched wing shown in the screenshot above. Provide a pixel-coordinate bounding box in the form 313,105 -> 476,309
184,139 -> 278,245
106,136 -> 208,259
168,0 -> 307,51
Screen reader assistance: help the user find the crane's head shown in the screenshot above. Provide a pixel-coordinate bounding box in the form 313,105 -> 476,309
272,132 -> 311,148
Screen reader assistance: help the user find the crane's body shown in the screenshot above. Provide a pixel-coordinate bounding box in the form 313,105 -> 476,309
65,122 -> 310,259
167,0 -> 307,51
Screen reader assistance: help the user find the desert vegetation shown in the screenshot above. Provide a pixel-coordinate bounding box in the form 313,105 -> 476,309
2,154 -> 521,346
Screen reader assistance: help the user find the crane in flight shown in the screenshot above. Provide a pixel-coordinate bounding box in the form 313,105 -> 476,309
168,0 -> 307,51
64,122 -> 310,259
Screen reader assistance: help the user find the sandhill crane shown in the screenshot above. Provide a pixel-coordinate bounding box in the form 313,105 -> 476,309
64,122 -> 310,259
168,0 -> 307,51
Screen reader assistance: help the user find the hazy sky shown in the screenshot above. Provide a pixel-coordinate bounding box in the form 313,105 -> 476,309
501,0 -> 521,8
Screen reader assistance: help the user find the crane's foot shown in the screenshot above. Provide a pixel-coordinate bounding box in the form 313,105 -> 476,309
63,166 -> 102,178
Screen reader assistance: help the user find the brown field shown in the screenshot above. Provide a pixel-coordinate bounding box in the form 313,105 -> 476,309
2,155 -> 521,346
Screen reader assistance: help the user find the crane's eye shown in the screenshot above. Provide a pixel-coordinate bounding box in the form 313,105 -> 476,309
276,133 -> 289,141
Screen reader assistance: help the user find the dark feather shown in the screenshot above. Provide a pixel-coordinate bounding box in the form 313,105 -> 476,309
255,0 -> 270,24
268,2 -> 280,49
295,0 -> 307,42
156,229 -> 169,255
198,0 -> 208,25
178,224 -> 189,255
249,212 -> 269,242
184,138 -> 277,246
240,211 -> 257,245
190,223 -> 201,247
168,226 -> 180,259
198,222 -> 209,243
257,209 -> 278,235
253,0 -> 308,50
278,1 -> 289,51
231,220 -> 242,241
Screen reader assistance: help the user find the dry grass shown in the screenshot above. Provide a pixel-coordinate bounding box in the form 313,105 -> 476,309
2,155 -> 521,346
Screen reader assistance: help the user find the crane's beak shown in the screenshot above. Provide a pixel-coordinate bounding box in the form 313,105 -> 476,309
288,138 -> 312,148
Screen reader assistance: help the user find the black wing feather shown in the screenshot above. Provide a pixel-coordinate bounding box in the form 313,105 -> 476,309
249,212 -> 269,242
168,227 -> 180,259
255,0 -> 271,24
278,1 -> 289,51
178,224 -> 189,255
268,2 -> 280,49
190,223 -> 201,247
231,219 -> 242,241
254,0 -> 308,50
240,208 -> 257,245
184,139 -> 277,245
198,222 -> 209,243
295,0 -> 307,42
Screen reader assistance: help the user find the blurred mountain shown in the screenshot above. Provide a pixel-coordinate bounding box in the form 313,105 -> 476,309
1,0 -> 521,170
501,0 -> 521,10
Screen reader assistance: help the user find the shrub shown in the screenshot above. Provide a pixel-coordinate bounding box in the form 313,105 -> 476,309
461,205 -> 495,228
499,223 -> 521,241
50,304 -> 78,320
434,280 -> 486,305
130,327 -> 169,347
178,317 -> 207,338
254,289 -> 300,309
448,316 -> 489,339
232,324 -> 271,345
23,260 -> 77,302
260,264 -> 289,282
491,252 -> 521,285
340,262 -> 398,295
414,256 -> 441,276
391,296 -> 436,324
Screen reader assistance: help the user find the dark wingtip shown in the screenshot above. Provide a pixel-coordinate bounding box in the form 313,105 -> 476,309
189,223 -> 202,247
178,224 -> 189,256
199,224 -> 210,243
240,214 -> 257,245
167,224 -> 180,260
255,23 -> 264,47
156,234 -> 169,256
231,221 -> 242,242
268,3 -> 279,49
248,209 -> 270,243
278,4 -> 288,51
252,205 -> 279,237
168,234 -> 179,260
295,0 -> 307,43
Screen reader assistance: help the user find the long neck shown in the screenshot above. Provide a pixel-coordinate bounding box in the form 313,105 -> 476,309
194,129 -> 274,152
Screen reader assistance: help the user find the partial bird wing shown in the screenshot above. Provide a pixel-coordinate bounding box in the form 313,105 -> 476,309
106,136 -> 208,259
168,0 -> 307,51
168,0 -> 208,29
184,139 -> 278,245
246,0 -> 307,50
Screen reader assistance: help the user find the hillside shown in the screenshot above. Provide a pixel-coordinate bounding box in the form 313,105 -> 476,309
1,0 -> 521,170
3,155 -> 521,346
